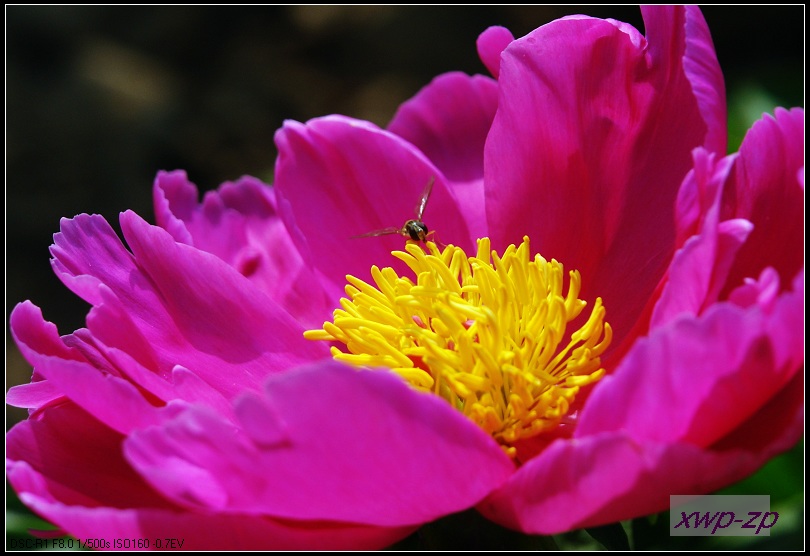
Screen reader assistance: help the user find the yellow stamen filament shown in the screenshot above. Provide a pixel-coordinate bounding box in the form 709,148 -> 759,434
304,237 -> 612,457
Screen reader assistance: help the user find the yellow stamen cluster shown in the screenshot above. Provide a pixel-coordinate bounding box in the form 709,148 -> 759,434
304,237 -> 612,457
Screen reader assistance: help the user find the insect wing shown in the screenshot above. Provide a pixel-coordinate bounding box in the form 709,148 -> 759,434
414,176 -> 435,221
350,226 -> 402,239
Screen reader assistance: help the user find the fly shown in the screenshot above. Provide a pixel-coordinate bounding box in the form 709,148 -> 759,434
352,176 -> 435,243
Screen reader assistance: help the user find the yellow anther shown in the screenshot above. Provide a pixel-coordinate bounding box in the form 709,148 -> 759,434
306,237 -> 611,457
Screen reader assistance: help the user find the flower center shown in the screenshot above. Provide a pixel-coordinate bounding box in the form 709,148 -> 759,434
304,237 -> 611,457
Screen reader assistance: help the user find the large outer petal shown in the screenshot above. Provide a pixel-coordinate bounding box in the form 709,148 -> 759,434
388,72 -> 498,237
125,361 -> 514,527
485,6 -> 725,351
13,498 -> 415,551
479,276 -> 803,533
6,404 -> 412,550
153,170 -> 329,328
273,115 -> 472,304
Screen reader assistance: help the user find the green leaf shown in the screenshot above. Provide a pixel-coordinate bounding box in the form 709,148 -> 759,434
585,522 -> 630,551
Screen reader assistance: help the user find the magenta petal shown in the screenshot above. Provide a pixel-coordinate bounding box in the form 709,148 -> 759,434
476,26 -> 514,78
155,171 -> 273,269
703,219 -> 756,303
579,284 -> 803,447
652,218 -> 753,328
387,72 -> 497,237
168,365 -> 234,417
710,367 -> 804,456
388,72 -> 497,184
274,116 -> 473,302
8,301 -> 84,364
153,170 -> 329,327
119,211 -> 328,395
152,169 -> 196,245
49,212 -> 326,399
479,388 -> 802,535
154,169 -> 281,252
50,215 -> 135,307
721,107 -> 805,292
8,404 -> 412,550
6,404 -> 172,509
11,306 -> 161,433
643,5 -> 727,154
480,434 -> 701,533
15,496 -> 414,550
5,380 -> 62,410
481,368 -> 802,534
15,356 -> 160,435
650,149 -> 751,327
9,302 -> 161,431
728,267 -> 781,310
674,148 -> 738,247
78,291 -> 177,401
125,361 -> 513,526
486,7 -> 720,350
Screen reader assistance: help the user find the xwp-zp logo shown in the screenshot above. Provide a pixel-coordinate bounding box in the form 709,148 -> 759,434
670,495 -> 778,536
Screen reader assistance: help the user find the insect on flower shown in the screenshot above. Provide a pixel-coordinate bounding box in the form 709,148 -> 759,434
352,176 -> 435,243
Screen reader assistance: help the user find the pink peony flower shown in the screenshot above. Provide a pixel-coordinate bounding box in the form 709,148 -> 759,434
7,5 -> 803,548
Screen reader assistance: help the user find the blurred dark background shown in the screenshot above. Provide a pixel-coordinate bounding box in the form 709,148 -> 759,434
5,5 -> 804,549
